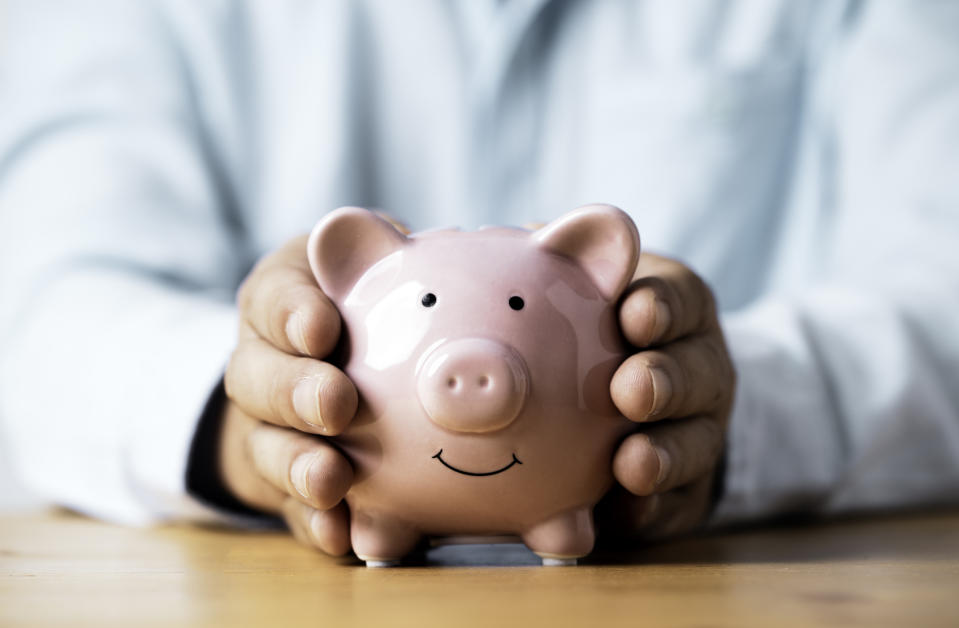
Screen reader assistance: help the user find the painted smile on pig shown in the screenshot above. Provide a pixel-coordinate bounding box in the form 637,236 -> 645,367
432,449 -> 523,477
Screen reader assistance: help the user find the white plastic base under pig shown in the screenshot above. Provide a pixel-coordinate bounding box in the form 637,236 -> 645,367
540,557 -> 577,567
361,536 -> 582,567
363,557 -> 577,567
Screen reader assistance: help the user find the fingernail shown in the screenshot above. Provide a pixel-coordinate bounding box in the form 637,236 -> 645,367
307,509 -> 325,546
652,299 -> 670,341
292,378 -> 326,430
286,311 -> 311,355
290,452 -> 318,499
654,446 -> 671,488
648,367 -> 671,417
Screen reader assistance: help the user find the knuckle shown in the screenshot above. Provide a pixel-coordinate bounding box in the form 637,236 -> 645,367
282,502 -> 311,545
284,286 -> 341,356
702,335 -> 735,405
674,263 -> 698,289
244,423 -> 273,462
637,275 -> 671,301
687,272 -> 717,331
677,417 -> 723,470
267,298 -> 294,345
223,368 -> 237,401
672,274 -> 697,327
236,254 -> 275,308
699,418 -> 725,459
680,264 -> 707,297
637,350 -> 675,375
267,367 -> 291,423
222,349 -> 245,401
287,282 -> 320,307
670,264 -> 714,334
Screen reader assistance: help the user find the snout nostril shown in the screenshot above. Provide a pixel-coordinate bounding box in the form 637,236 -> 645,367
478,375 -> 490,388
447,377 -> 459,390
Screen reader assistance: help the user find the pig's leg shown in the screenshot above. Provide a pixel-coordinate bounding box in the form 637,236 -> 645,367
521,507 -> 595,567
351,509 -> 421,567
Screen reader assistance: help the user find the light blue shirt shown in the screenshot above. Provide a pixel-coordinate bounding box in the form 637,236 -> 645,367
1,0 -> 958,525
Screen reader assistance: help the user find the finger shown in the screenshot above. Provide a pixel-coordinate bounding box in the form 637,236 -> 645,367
593,485 -> 659,542
217,403 -> 288,514
281,498 -> 352,556
612,416 -> 723,496
237,236 -> 341,358
635,477 -> 714,540
610,334 -> 733,422
225,336 -> 358,435
247,422 -> 353,510
620,254 -> 717,348
599,477 -> 713,543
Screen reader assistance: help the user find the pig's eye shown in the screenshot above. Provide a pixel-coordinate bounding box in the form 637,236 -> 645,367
508,296 -> 525,311
421,292 -> 437,308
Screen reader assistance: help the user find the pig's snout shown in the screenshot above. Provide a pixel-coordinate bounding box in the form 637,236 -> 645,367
417,338 -> 529,433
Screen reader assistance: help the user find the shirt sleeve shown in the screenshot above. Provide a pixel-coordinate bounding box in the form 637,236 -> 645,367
0,1 -> 251,525
713,0 -> 959,524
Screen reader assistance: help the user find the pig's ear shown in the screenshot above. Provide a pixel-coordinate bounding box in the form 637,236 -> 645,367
533,204 -> 640,301
308,207 -> 409,299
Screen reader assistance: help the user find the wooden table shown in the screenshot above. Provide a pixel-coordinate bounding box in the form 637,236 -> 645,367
2,509 -> 958,627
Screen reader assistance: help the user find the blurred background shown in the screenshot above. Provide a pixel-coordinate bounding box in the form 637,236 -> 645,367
0,439 -> 36,511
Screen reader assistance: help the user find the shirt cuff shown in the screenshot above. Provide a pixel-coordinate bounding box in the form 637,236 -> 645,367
708,299 -> 844,526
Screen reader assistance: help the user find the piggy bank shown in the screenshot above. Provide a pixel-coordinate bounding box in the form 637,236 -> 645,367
307,204 -> 639,566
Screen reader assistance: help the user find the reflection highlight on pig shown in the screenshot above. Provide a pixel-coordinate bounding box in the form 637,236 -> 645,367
308,204 -> 639,566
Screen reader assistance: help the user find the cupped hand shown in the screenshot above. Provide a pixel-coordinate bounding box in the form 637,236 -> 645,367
598,252 -> 735,541
219,234 -> 359,555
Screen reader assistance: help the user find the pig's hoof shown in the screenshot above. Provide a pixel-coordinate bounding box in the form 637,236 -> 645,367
365,559 -> 401,568
541,557 -> 577,567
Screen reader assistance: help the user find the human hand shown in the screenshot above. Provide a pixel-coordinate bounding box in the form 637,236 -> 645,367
598,252 -> 735,541
218,234 -> 360,555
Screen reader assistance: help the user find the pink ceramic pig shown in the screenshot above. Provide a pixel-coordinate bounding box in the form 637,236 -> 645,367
307,204 -> 639,566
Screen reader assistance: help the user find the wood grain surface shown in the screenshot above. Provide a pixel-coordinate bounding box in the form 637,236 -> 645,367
2,509 -> 958,627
